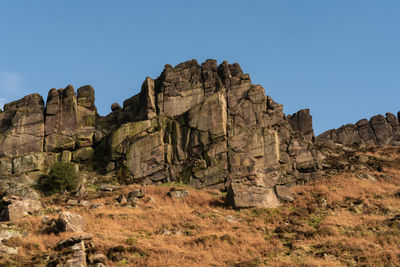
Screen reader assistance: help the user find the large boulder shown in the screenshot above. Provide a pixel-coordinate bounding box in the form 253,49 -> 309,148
0,195 -> 42,221
227,182 -> 280,208
288,139 -> 316,171
12,153 -> 45,175
54,234 -> 93,267
0,228 -> 23,255
0,180 -> 40,200
72,147 -> 95,162
56,212 -> 87,233
275,185 -> 294,202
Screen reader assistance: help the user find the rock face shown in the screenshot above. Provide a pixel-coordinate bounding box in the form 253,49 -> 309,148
3,59 -> 400,208
102,59 -> 321,208
0,94 -> 45,157
44,85 -> 96,152
0,59 -> 323,208
0,84 -> 96,157
317,112 -> 400,146
0,59 -> 399,211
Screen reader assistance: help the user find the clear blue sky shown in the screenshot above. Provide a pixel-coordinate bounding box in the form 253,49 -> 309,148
0,1 -> 399,134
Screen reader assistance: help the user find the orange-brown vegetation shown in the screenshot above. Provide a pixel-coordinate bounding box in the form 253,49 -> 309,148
2,147 -> 400,266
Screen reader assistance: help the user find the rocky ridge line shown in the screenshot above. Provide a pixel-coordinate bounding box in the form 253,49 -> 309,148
0,85 -> 96,157
0,59 -> 322,208
317,112 -> 400,146
1,59 -> 399,208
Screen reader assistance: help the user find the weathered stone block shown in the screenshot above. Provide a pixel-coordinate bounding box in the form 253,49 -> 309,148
1,195 -> 42,221
73,147 -> 95,162
12,153 -> 45,175
56,212 -> 86,233
111,120 -> 156,158
60,150 -> 72,162
227,182 -> 280,208
158,60 -> 204,116
126,132 -> 165,179
0,159 -> 12,175
189,92 -> 227,136
288,140 -> 315,171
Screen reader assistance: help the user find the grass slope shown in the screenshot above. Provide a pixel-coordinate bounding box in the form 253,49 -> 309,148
2,147 -> 400,266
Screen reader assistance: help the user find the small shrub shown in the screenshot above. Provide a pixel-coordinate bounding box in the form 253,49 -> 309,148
39,162 -> 79,195
316,225 -> 336,237
115,167 -> 133,184
125,237 -> 138,245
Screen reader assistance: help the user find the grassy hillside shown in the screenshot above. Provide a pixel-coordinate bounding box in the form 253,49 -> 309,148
2,146 -> 400,266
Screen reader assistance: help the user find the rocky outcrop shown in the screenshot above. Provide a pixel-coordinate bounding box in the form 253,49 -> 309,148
103,59 -> 321,208
317,112 -> 400,146
0,85 -> 96,157
0,59 -> 322,208
44,85 -> 96,152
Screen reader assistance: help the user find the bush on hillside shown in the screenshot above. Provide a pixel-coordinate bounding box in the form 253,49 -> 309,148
39,162 -> 79,195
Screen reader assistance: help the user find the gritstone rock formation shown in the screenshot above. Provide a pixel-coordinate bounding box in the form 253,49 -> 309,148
0,85 -> 96,157
317,112 -> 400,146
0,59 -> 355,209
97,59 -> 322,208
44,85 -> 96,152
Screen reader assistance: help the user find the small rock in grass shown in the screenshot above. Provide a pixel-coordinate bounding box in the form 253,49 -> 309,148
116,194 -> 127,204
56,212 -> 86,233
168,188 -> 189,199
128,188 -> 146,199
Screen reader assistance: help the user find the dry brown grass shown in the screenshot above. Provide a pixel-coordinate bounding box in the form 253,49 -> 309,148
2,146 -> 400,266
